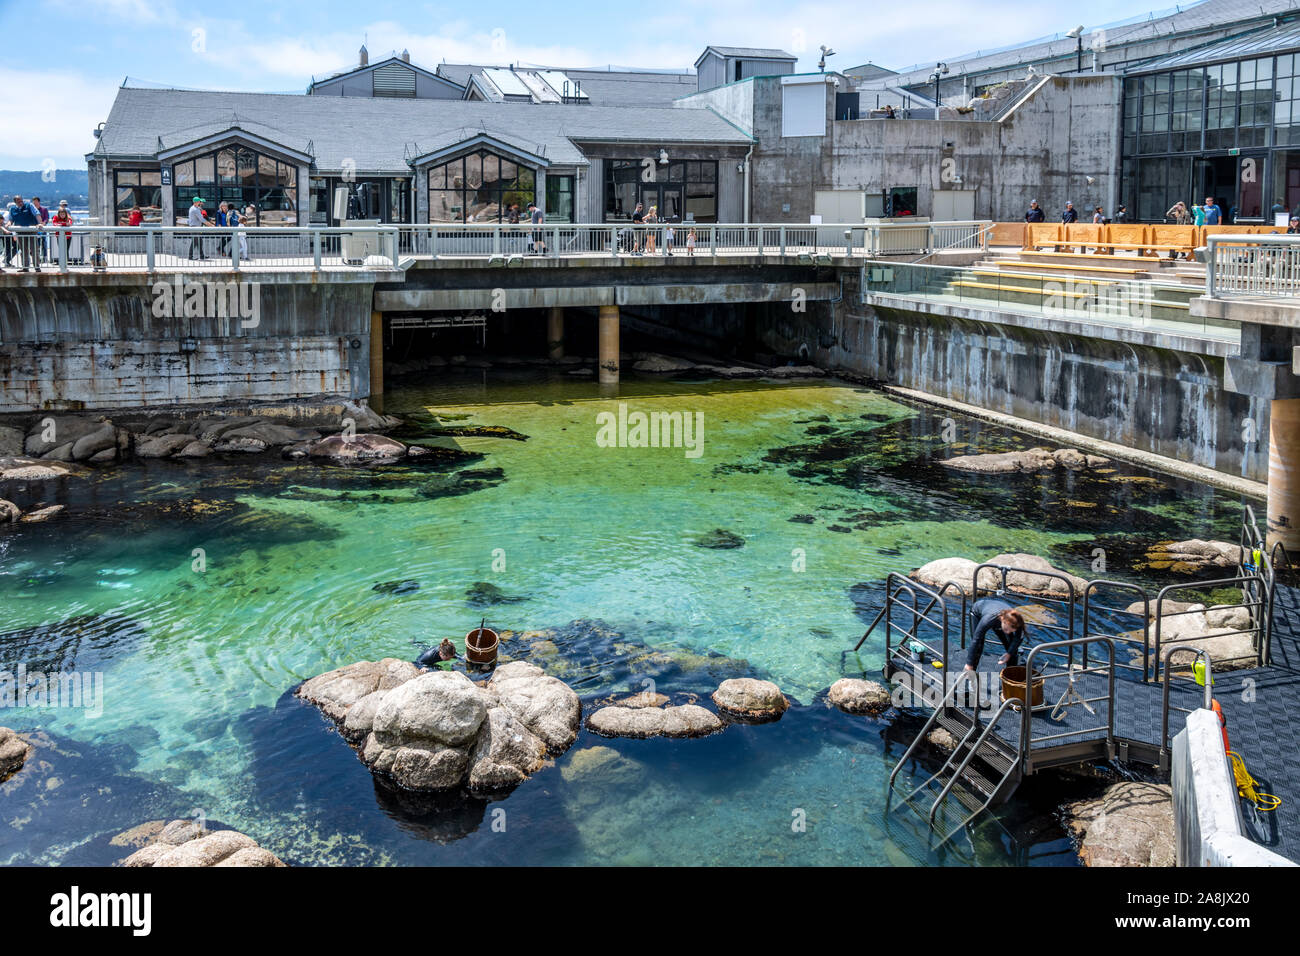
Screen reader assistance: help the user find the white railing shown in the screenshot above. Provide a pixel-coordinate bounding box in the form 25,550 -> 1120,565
0,221 -> 993,274
0,225 -> 402,274
1207,234 -> 1300,298
394,220 -> 991,260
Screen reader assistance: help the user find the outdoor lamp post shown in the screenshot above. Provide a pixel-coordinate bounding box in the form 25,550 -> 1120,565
1066,25 -> 1085,72
930,63 -> 949,120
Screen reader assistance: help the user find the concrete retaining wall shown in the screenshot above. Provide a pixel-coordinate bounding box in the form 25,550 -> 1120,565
753,296 -> 1270,483
0,278 -> 374,411
1172,708 -> 1294,866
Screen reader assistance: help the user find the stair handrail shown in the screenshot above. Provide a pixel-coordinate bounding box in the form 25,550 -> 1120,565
1081,578 -> 1151,680
887,671 -> 975,788
1159,643 -> 1214,766
931,696 -> 1020,832
1153,574 -> 1266,680
913,220 -> 997,266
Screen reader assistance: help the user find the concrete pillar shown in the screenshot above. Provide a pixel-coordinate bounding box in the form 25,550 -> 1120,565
598,304 -> 619,385
1269,398 -> 1300,551
369,310 -> 384,414
547,306 -> 564,360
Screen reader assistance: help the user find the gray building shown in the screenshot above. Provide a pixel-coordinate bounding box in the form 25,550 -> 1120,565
88,86 -> 751,227
695,46 -> 797,92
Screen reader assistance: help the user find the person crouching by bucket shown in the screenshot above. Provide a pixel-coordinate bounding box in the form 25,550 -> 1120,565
963,597 -> 1027,674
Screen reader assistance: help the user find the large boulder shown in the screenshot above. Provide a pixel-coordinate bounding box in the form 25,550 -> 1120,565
0,425 -> 24,457
307,433 -> 407,463
23,416 -> 103,458
827,678 -> 892,715
1121,603 -> 1258,670
0,727 -> 31,782
0,499 -> 20,523
134,434 -> 195,459
0,457 -> 86,481
296,658 -> 420,723
1142,539 -> 1240,574
1065,781 -> 1175,867
586,704 -> 723,739
220,422 -> 321,446
712,678 -> 788,720
912,552 -> 1087,599
633,354 -> 696,373
299,658 -> 580,793
940,447 -> 1109,474
372,671 -> 488,748
119,820 -> 286,867
486,661 -> 581,754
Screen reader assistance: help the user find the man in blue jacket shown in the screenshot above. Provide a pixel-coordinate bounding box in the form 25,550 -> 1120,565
1203,196 -> 1223,226
7,194 -> 42,271
964,597 -> 1027,673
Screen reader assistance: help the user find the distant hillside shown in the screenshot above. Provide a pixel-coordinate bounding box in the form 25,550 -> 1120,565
0,169 -> 89,203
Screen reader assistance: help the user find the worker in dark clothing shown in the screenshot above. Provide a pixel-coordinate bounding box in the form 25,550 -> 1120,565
964,597 -> 1027,673
1062,201 -> 1078,223
1025,199 -> 1045,223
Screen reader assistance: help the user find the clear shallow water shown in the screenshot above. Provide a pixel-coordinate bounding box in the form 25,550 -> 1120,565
0,369 -> 1244,865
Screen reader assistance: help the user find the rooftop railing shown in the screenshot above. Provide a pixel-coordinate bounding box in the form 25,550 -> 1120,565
1207,233 -> 1300,298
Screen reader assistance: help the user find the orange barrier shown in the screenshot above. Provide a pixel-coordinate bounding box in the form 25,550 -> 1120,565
991,222 -> 1027,246
1026,223 -> 1062,249
1108,224 -> 1150,250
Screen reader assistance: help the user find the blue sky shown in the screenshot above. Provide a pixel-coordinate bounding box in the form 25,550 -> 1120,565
2,0 -> 1185,168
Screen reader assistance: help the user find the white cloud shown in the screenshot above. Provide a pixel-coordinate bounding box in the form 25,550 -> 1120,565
0,69 -> 113,168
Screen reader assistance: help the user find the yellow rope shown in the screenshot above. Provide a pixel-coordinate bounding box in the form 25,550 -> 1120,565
1228,750 -> 1281,811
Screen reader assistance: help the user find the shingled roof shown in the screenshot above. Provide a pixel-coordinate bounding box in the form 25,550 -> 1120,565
92,87 -> 752,175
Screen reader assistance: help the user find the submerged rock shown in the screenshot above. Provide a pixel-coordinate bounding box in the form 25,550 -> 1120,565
0,499 -> 20,523
0,457 -> 88,481
1141,539 -> 1240,574
827,678 -> 892,715
0,727 -> 31,783
1121,602 -> 1257,670
307,434 -> 408,464
372,579 -> 420,596
940,447 -> 1109,474
19,504 -> 64,523
586,704 -> 723,739
694,528 -> 745,549
633,354 -> 696,373
712,678 -> 788,720
1065,781 -> 1174,867
465,581 -> 526,607
426,425 -> 529,442
119,820 -> 286,867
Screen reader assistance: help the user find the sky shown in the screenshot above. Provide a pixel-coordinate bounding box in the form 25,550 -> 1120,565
1,0 -> 1194,169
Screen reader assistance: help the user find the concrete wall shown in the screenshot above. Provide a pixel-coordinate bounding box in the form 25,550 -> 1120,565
748,73 -> 1121,222
0,278 -> 373,411
751,286 -> 1270,482
1173,708 -> 1295,866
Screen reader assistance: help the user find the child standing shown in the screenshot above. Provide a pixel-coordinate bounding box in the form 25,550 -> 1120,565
686,227 -> 696,257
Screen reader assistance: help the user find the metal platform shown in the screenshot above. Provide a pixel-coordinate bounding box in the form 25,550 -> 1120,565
863,506 -> 1298,859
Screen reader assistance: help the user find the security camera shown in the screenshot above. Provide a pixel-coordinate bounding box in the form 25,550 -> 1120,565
658,149 -> 669,165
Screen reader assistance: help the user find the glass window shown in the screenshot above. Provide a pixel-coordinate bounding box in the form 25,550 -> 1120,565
114,168 -> 163,225
424,149 -> 537,222
171,145 -> 301,225
603,158 -> 719,222
546,175 -> 574,223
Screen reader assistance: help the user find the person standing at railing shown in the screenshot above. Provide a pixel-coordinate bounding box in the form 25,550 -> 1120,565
1288,217 -> 1300,235
526,202 -> 546,256
1191,202 -> 1206,227
1203,196 -> 1223,226
128,204 -> 143,227
216,201 -> 230,254
1024,199 -> 1045,223
50,201 -> 74,263
631,202 -> 645,254
187,196 -> 212,260
1165,201 -> 1192,259
686,226 -> 696,257
32,197 -> 50,259
644,205 -> 658,255
0,215 -> 12,271
963,597 -> 1028,675
7,194 -> 43,272
1061,201 -> 1078,223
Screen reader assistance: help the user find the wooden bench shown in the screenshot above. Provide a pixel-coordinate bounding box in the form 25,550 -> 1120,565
993,258 -> 1147,278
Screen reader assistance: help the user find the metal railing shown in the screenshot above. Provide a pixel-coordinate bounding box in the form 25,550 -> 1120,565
1160,643 -> 1214,769
1018,636 -> 1117,761
1240,503 -> 1275,664
1081,580 -> 1152,679
1207,233 -> 1300,298
860,259 -> 1236,345
971,562 -> 1078,668
1152,575 -> 1266,680
0,225 -> 402,274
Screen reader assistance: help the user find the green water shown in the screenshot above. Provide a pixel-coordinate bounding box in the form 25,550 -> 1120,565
0,369 -> 1244,865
